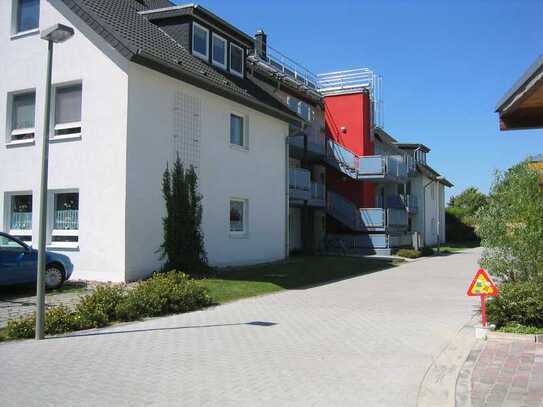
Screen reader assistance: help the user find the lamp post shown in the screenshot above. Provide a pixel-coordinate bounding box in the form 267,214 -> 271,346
36,24 -> 74,340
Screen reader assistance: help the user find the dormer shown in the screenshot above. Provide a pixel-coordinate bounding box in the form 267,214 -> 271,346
395,143 -> 430,164
140,4 -> 253,79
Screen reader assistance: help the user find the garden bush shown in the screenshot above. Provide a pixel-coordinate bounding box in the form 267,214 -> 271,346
420,246 -> 434,256
396,249 -> 422,259
5,272 -> 212,339
74,286 -> 124,329
116,271 -> 212,321
486,280 -> 543,329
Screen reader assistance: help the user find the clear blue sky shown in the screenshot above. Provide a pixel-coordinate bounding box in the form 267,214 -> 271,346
175,0 -> 543,201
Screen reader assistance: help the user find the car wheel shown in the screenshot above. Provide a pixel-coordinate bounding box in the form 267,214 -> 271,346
45,265 -> 64,290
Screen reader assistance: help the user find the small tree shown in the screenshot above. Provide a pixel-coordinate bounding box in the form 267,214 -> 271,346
160,155 -> 208,275
477,161 -> 543,282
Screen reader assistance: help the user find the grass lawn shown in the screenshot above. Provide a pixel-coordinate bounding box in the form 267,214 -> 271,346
435,241 -> 480,254
199,255 -> 402,304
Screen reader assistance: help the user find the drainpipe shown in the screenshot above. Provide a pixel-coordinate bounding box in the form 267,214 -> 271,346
285,134 -> 290,260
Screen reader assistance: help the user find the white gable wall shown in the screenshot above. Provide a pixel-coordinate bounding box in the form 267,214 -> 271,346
125,63 -> 289,281
0,0 -> 129,281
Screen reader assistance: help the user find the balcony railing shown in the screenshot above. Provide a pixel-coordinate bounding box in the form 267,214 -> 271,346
289,167 -> 311,201
311,182 -> 325,201
54,210 -> 79,230
317,68 -> 384,129
327,140 -> 408,182
289,124 -> 326,158
10,212 -> 32,230
248,45 -> 320,97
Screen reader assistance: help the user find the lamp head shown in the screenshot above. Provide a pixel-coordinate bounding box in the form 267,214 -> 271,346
40,24 -> 74,43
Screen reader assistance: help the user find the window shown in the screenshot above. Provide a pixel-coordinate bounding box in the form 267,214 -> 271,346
52,192 -> 79,247
229,199 -> 247,235
192,23 -> 209,60
10,91 -> 36,141
230,113 -> 245,148
229,43 -> 244,77
13,0 -> 40,34
211,33 -> 226,69
0,234 -> 26,251
53,83 -> 82,138
9,194 -> 32,243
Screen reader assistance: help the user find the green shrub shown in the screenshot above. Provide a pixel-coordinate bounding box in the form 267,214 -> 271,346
6,313 -> 36,339
420,246 -> 434,256
446,208 -> 479,243
396,249 -> 421,259
498,323 -> 543,335
486,281 -> 543,329
45,305 -> 78,335
116,271 -> 212,321
74,286 -> 124,329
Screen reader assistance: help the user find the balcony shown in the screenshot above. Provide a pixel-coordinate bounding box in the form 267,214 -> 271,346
359,207 -> 408,232
288,124 -> 326,160
327,140 -> 408,183
289,167 -> 311,201
247,44 -> 321,101
309,181 -> 326,207
379,195 -> 418,214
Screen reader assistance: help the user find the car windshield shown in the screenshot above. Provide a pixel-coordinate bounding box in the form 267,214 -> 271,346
0,235 -> 25,250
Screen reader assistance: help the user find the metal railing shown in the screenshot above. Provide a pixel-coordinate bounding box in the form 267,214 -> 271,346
249,44 -> 319,91
318,68 -> 384,128
10,212 -> 32,230
311,182 -> 325,200
327,139 -> 408,180
54,210 -> 79,230
289,168 -> 311,191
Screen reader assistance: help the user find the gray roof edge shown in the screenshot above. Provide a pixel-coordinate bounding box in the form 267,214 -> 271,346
496,54 -> 543,112
132,50 -> 300,124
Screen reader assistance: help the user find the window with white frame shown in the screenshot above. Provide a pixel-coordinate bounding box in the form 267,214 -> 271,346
51,192 -> 79,247
9,91 -> 36,141
13,0 -> 40,35
212,33 -> 227,69
229,199 -> 247,235
230,113 -> 246,148
9,194 -> 32,243
192,22 -> 209,60
53,83 -> 82,138
229,43 -> 244,77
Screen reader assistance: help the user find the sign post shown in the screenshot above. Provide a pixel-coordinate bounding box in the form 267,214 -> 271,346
467,268 -> 498,328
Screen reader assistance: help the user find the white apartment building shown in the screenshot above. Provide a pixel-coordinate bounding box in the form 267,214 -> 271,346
1,0 -> 300,281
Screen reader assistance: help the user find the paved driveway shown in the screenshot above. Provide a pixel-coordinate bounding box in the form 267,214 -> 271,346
0,249 -> 480,407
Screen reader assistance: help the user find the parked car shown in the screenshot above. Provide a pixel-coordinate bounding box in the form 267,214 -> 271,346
0,232 -> 73,289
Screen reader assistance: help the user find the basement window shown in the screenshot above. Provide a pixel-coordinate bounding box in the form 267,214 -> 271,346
229,199 -> 247,236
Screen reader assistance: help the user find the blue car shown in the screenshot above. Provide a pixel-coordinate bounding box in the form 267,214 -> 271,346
0,232 -> 73,289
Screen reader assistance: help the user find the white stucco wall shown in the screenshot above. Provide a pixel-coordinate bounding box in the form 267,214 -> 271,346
124,63 -> 289,280
0,1 -> 129,281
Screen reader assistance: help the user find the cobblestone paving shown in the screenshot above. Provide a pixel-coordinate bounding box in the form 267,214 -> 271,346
470,338 -> 543,407
0,249 -> 480,407
0,283 -> 93,327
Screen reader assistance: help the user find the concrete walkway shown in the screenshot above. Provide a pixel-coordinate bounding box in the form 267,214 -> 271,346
0,249 -> 481,407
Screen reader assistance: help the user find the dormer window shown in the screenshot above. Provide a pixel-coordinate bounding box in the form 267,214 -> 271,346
192,22 -> 209,60
212,33 -> 227,69
229,43 -> 244,78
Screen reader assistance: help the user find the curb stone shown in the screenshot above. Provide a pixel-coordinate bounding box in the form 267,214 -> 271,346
417,318 -> 478,407
455,339 -> 485,407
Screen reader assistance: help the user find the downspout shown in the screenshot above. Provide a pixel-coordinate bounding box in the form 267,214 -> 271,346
285,134 -> 290,260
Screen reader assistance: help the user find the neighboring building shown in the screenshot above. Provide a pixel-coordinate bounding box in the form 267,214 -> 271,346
496,54 -> 543,130
1,0 -> 452,281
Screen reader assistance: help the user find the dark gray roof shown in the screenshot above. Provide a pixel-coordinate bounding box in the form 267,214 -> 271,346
496,54 -> 543,112
59,0 -> 298,123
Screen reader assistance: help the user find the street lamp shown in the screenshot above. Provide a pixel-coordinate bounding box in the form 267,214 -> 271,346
35,24 -> 74,340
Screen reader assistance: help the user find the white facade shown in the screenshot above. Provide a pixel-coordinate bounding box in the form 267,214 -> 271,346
1,1 -> 289,282
410,174 -> 446,247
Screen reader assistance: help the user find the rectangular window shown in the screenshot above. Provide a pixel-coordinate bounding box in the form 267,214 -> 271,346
54,83 -> 82,138
230,114 -> 245,147
52,192 -> 79,246
229,43 -> 244,78
10,91 -> 36,141
229,199 -> 247,234
192,22 -> 209,60
212,33 -> 226,69
9,194 -> 32,242
14,0 -> 40,34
